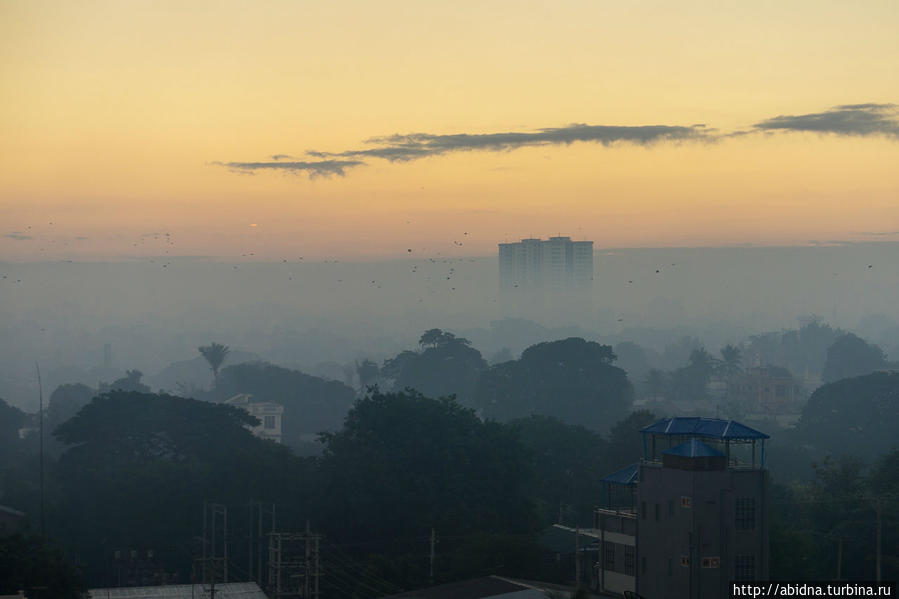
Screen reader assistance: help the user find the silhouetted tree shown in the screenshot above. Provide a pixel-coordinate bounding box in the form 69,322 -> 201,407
215,361 -> 355,448
318,389 -> 537,546
511,414 -> 611,525
668,348 -> 715,402
475,338 -> 632,432
387,331 -> 487,405
51,390 -> 310,583
822,333 -> 888,383
643,369 -> 669,400
0,397 -> 25,468
354,359 -> 379,393
0,532 -> 86,599
609,410 -> 657,463
198,342 -> 230,388
717,344 -> 743,378
798,371 -> 898,461
99,369 -> 149,393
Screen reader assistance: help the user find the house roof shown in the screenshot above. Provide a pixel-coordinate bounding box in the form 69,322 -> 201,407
0,504 -> 25,518
662,438 -> 726,458
88,583 -> 267,599
600,463 -> 639,486
641,417 -> 769,440
380,576 -> 547,599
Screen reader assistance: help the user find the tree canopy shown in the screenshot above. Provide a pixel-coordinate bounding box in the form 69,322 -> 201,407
385,330 -> 487,406
198,342 -> 230,387
475,337 -> 632,432
798,371 -> 899,462
49,390 -> 309,583
822,333 -> 888,383
214,361 -> 356,448
317,389 -> 537,544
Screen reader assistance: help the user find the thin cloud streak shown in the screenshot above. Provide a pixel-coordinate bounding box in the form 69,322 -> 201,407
211,159 -> 364,178
214,103 -> 898,177
309,123 -> 712,162
753,103 -> 899,138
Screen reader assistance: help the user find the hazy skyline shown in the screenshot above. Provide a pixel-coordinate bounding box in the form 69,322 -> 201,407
2,0 -> 898,261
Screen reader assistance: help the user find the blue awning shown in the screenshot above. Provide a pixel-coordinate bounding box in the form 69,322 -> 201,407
600,463 -> 639,485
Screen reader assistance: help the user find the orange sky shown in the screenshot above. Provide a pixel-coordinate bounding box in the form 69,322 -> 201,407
1,0 -> 898,261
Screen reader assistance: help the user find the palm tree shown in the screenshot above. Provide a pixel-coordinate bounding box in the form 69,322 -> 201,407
198,343 -> 230,389
717,344 -> 743,378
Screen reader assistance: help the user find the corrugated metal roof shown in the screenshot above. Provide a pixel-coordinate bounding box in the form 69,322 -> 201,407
88,583 -> 267,599
600,463 -> 639,485
662,438 -> 725,458
640,417 -> 769,440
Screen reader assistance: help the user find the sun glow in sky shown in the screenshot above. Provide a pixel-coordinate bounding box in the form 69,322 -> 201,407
2,0 -> 898,260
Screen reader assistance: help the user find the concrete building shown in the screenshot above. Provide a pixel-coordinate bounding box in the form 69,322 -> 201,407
498,237 -> 593,291
224,394 -> 284,444
727,366 -> 803,414
592,417 -> 770,598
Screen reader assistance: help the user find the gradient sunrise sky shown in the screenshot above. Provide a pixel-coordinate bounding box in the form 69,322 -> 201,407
2,0 -> 898,261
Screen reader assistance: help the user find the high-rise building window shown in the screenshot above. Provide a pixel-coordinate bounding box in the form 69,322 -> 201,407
264,415 -> 276,429
735,497 -> 756,530
624,546 -> 635,576
734,555 -> 755,581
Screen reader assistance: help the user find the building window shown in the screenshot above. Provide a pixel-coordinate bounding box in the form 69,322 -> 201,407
668,499 -> 674,517
680,556 -> 690,567
624,546 -> 635,576
735,497 -> 755,530
680,496 -> 692,509
654,503 -> 660,521
701,557 -> 720,568
264,415 -> 276,429
604,544 -> 615,571
734,555 -> 755,581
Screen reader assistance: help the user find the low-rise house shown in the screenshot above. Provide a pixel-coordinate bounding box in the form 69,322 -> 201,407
224,394 -> 284,444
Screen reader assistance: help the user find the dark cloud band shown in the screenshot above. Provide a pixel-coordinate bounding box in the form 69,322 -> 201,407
753,103 -> 899,138
309,123 -> 711,162
214,104 -> 897,178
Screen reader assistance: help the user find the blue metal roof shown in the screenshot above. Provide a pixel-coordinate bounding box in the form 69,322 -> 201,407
662,438 -> 726,458
600,463 -> 639,485
641,417 -> 769,440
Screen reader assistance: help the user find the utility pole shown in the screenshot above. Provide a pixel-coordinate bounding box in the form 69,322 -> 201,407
836,536 -> 842,581
305,521 -> 311,599
314,535 -> 320,599
875,497 -> 882,583
429,528 -> 436,585
203,500 -> 208,585
36,363 -> 45,537
575,526 -> 581,586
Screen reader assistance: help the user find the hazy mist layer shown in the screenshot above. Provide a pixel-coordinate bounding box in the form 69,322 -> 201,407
2,243 -> 897,410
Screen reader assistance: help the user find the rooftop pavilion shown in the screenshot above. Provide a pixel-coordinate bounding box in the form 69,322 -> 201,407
640,417 -> 769,469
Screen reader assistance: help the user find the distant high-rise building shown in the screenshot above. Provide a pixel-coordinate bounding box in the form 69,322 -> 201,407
498,236 -> 593,291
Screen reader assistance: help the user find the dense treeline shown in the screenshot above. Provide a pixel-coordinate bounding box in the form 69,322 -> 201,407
1,327 -> 897,595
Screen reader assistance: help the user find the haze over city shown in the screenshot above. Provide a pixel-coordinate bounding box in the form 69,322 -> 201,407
1,1 -> 898,598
